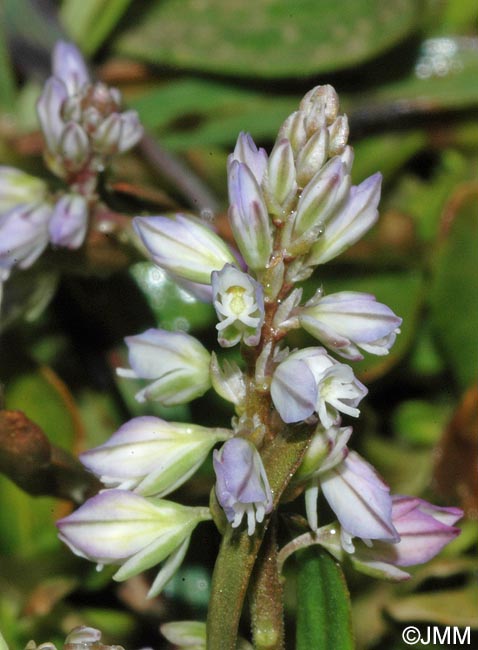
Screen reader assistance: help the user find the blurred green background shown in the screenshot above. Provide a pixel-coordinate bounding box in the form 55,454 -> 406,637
0,1 -> 477,648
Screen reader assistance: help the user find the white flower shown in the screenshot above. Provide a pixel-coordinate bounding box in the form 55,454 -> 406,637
116,328 -> 211,405
212,264 -> 265,347
270,347 -> 367,426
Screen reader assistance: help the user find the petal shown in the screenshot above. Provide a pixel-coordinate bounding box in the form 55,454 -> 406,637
134,214 -> 235,284
227,161 -> 272,270
308,173 -> 381,265
271,358 -> 318,423
52,41 -> 89,94
320,451 -> 398,544
56,490 -> 172,562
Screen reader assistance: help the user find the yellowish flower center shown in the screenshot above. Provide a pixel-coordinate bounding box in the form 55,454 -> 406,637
226,285 -> 247,315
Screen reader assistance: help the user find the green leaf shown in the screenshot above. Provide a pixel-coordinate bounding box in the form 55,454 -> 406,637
130,262 -> 215,332
4,367 -> 78,451
130,79 -> 298,150
60,0 -> 132,55
352,132 -> 426,185
296,547 -> 354,650
386,582 -> 478,627
429,190 -> 478,389
3,0 -> 63,50
392,399 -> 452,446
367,36 -> 478,111
0,5 -> 15,111
116,0 -> 421,78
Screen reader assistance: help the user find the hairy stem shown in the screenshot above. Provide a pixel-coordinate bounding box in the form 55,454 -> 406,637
206,424 -> 312,649
249,517 -> 285,650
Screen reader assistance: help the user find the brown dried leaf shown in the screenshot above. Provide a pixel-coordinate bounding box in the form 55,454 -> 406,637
433,385 -> 478,519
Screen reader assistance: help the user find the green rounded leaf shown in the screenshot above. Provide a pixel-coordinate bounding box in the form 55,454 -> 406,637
116,0 -> 421,78
429,193 -> 478,390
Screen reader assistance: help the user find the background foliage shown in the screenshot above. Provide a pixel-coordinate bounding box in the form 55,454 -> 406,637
0,0 -> 477,648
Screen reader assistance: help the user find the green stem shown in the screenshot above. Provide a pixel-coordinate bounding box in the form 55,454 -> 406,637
207,522 -> 267,650
206,424 -> 312,650
249,517 -> 285,650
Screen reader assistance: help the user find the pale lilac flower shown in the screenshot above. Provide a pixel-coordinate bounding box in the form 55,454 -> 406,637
356,496 -> 462,568
58,122 -> 90,170
263,138 -> 297,212
307,172 -> 382,266
270,347 -> 367,426
291,148 -> 352,242
212,264 -> 264,347
52,41 -> 90,95
213,438 -> 273,535
318,450 -> 399,552
227,160 -> 273,270
294,423 -> 352,484
37,41 -> 143,177
210,352 -> 246,407
80,415 -> 231,497
134,214 -> 236,285
0,167 -> 47,212
117,110 -> 144,153
57,489 -> 211,597
299,290 -> 402,360
116,328 -> 211,405
49,193 -> 88,248
228,131 -> 268,185
0,203 -> 52,276
36,77 -> 69,154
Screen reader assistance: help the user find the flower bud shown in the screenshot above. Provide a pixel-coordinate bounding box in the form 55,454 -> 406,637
295,128 -> 329,187
212,264 -> 264,347
57,489 -> 211,597
49,194 -> 88,249
328,115 -> 349,156
294,424 -> 352,483
270,347 -> 367,426
161,621 -> 207,649
134,214 -> 235,285
278,110 -> 307,154
307,172 -> 382,266
210,352 -> 246,408
264,138 -> 297,211
52,41 -> 89,96
227,161 -> 273,270
117,110 -> 143,153
0,167 -> 47,212
290,150 -> 352,243
91,112 -> 123,154
36,77 -> 68,152
59,122 -> 90,169
299,290 -> 402,360
116,328 -> 211,405
213,438 -> 273,535
229,132 -> 268,185
80,415 -> 231,497
300,85 -> 340,134
0,203 -> 52,275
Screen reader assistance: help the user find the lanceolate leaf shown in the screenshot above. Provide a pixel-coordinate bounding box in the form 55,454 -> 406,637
296,548 -> 354,650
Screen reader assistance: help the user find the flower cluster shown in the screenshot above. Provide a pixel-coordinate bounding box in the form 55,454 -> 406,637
0,41 -> 142,310
57,83 -> 461,600
37,41 -> 142,185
